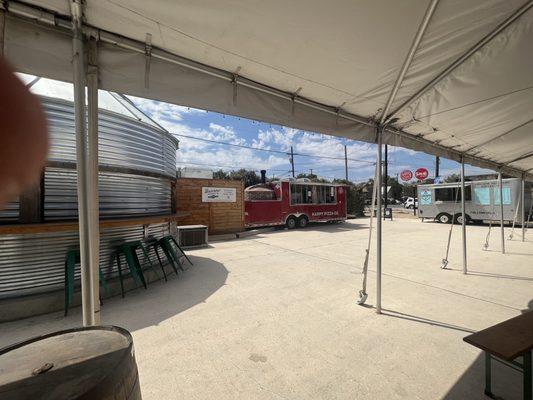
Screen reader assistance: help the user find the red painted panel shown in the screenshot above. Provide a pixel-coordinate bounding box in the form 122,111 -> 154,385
245,181 -> 347,228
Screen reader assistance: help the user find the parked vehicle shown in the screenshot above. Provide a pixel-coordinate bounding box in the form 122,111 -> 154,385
245,178 -> 347,229
417,178 -> 532,224
404,197 -> 418,209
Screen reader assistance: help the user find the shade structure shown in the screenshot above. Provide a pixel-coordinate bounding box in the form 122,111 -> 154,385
3,0 -> 533,178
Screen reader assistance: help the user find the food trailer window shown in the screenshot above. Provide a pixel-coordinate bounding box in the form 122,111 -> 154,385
473,187 -> 491,205
291,184 -> 312,204
493,187 -> 511,205
291,184 -> 336,204
435,186 -> 471,202
315,186 -> 336,204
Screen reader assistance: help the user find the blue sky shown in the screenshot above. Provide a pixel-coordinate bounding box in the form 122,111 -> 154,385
129,96 -> 492,183
21,73 -> 492,182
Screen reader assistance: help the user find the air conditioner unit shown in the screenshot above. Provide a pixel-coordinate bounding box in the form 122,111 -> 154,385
176,225 -> 208,248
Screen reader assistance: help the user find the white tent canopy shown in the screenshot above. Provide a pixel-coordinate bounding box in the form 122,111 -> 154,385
3,0 -> 533,178
2,0 -> 531,324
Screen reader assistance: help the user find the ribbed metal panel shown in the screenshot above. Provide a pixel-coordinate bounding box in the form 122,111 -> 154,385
44,168 -> 171,220
0,223 -> 170,298
0,199 -> 20,222
43,96 -> 177,178
0,96 -> 178,300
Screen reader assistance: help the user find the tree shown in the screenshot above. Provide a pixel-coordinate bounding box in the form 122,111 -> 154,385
346,185 -> 365,216
332,179 -> 365,216
444,173 -> 460,183
296,173 -> 329,183
228,169 -> 262,187
386,177 -> 403,201
401,182 -> 417,198
213,169 -> 229,180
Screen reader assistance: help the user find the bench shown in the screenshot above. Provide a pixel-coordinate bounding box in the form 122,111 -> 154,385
464,311 -> 533,400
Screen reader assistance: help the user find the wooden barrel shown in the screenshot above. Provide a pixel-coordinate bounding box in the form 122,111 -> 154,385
0,326 -> 141,400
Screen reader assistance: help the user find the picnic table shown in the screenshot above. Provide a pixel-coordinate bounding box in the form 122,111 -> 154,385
464,310 -> 533,400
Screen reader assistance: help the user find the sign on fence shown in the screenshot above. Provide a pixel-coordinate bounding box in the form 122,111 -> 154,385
202,187 -> 237,202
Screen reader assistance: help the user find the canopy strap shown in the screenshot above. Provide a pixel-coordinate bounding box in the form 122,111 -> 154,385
508,196 -> 521,240
144,33 -> 152,89
232,66 -> 241,107
357,162 -> 378,305
441,183 -> 460,269
290,87 -> 302,116
483,186 -> 498,250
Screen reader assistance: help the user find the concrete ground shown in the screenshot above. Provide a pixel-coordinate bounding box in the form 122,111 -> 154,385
1,218 -> 532,399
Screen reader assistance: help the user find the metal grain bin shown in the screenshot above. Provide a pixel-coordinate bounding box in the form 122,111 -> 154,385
0,95 -> 178,301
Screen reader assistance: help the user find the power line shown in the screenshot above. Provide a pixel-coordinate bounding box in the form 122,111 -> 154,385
173,132 -> 375,164
177,160 -> 288,172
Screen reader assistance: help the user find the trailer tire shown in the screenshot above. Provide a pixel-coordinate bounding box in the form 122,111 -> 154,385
297,215 -> 309,228
436,213 -> 452,224
454,213 -> 471,224
286,216 -> 297,229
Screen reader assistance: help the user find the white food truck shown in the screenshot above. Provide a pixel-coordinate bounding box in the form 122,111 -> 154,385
417,178 -> 532,224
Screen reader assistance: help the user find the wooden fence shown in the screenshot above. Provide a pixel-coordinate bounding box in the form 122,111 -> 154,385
173,178 -> 244,234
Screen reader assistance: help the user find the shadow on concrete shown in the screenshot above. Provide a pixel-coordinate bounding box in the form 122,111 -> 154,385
381,309 -> 475,334
109,255 -> 228,331
482,249 -> 533,257
256,221 -> 368,235
70,255 -> 228,332
0,255 -> 228,349
442,300 -> 533,400
466,270 -> 533,282
445,268 -> 533,282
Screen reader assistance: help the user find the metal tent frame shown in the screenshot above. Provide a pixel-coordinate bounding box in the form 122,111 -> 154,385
1,0 -> 532,323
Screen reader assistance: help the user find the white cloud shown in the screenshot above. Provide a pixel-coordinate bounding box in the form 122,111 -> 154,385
252,127 -> 299,151
128,96 -> 205,125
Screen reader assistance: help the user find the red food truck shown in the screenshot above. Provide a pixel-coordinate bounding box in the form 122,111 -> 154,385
244,175 -> 347,229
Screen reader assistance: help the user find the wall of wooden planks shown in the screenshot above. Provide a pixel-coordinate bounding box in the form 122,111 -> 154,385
174,178 -> 244,234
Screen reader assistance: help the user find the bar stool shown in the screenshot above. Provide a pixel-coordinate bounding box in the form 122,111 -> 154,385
144,237 -> 170,282
156,235 -> 193,273
64,249 -> 107,317
111,240 -> 161,298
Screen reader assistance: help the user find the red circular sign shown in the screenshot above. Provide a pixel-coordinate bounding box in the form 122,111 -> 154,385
400,170 -> 413,181
415,168 -> 429,180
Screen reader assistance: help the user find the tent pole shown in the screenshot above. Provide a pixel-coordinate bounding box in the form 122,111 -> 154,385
379,0 -> 439,124
499,172 -> 506,254
71,0 -> 96,326
376,127 -> 383,314
522,175 -> 526,242
460,158 -> 467,274
87,36 -> 101,325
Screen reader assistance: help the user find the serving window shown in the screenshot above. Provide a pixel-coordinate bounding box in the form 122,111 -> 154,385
435,186 -> 471,202
290,184 -> 336,205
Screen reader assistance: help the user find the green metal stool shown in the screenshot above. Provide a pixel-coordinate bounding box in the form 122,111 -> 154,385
64,249 -> 107,317
144,237 -> 170,282
156,235 -> 193,273
111,240 -> 160,298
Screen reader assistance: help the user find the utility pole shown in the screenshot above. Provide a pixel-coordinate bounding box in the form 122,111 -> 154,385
310,168 -> 313,176
383,144 -> 388,218
290,146 -> 295,178
435,156 -> 440,178
344,145 -> 348,182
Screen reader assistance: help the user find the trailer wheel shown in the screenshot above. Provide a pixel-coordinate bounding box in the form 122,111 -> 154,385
454,213 -> 471,224
436,213 -> 452,224
297,216 -> 309,228
286,216 -> 297,229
